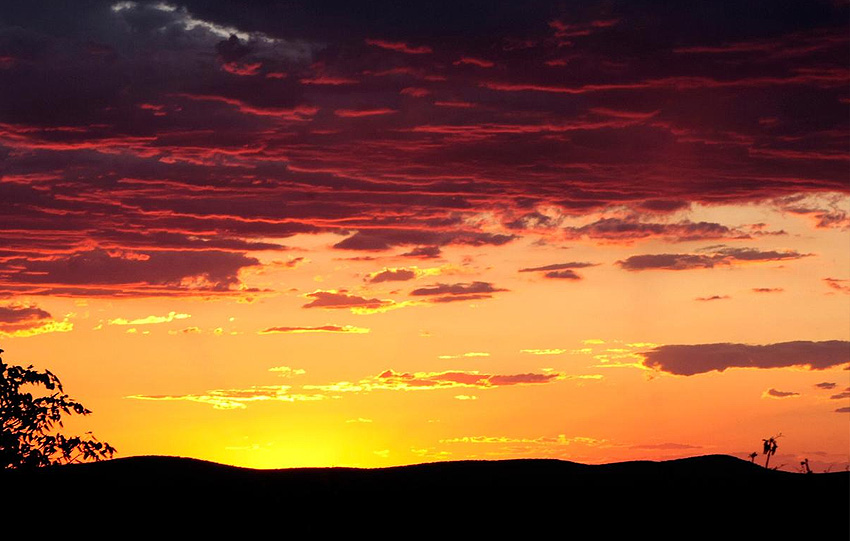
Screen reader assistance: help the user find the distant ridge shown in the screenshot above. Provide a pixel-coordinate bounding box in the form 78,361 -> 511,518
3,454 -> 846,535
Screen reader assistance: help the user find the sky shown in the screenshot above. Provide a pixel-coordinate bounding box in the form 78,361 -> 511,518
0,0 -> 848,470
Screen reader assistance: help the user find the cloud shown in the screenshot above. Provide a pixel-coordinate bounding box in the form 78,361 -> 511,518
302,290 -> 394,310
519,262 -> 597,272
0,249 -> 259,296
334,108 -> 397,118
563,217 -> 750,243
762,388 -> 800,399
695,295 -> 730,301
438,352 -> 490,359
366,268 -> 418,283
752,288 -> 783,293
364,39 -> 432,55
302,368 -> 594,393
518,262 -> 596,280
824,278 -> 850,294
542,270 -> 582,280
618,246 -> 811,271
259,325 -> 370,334
108,311 -> 191,325
401,246 -> 442,259
127,385 -> 326,410
439,434 -> 606,447
0,0 -> 847,307
0,303 -> 72,337
836,407 -> 850,413
410,282 -> 506,297
641,340 -> 850,376
520,349 -> 566,355
0,304 -> 50,325
168,326 -> 202,335
814,382 -> 837,390
454,57 -> 494,68
829,387 -> 850,400
268,366 -> 306,377
334,230 -> 515,251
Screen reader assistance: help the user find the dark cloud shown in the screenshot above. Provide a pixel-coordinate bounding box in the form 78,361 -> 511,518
695,295 -> 730,301
367,268 -> 417,283
0,303 -> 50,325
215,34 -> 252,63
518,262 -> 597,272
401,246 -> 442,259
409,281 -> 506,297
764,388 -> 800,398
836,407 -> 850,413
0,302 -> 67,336
562,218 -> 749,243
752,288 -> 784,293
542,270 -> 582,280
333,230 -> 515,251
642,340 -> 850,376
619,253 -> 719,271
301,290 -> 393,309
814,382 -> 837,389
0,249 -> 259,295
518,262 -> 596,280
0,0 -> 846,296
618,246 -> 811,271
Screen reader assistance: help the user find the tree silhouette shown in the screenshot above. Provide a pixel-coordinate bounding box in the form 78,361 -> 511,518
748,451 -> 758,463
0,347 -> 115,469
761,434 -> 780,469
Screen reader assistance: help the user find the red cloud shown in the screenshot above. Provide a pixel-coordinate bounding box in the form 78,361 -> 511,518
334,108 -> 397,118
454,57 -> 494,68
365,39 -> 432,55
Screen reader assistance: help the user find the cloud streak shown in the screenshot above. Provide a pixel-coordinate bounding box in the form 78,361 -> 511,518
642,341 -> 850,375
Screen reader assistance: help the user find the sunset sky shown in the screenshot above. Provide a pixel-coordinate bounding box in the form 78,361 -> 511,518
1,0 -> 848,470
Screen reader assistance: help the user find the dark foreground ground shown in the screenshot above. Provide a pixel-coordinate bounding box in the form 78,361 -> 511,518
2,454 -> 847,535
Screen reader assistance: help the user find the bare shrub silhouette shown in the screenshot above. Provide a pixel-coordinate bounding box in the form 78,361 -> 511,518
0,347 -> 115,469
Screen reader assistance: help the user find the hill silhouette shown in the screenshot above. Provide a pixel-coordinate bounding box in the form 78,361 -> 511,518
2,454 -> 846,535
